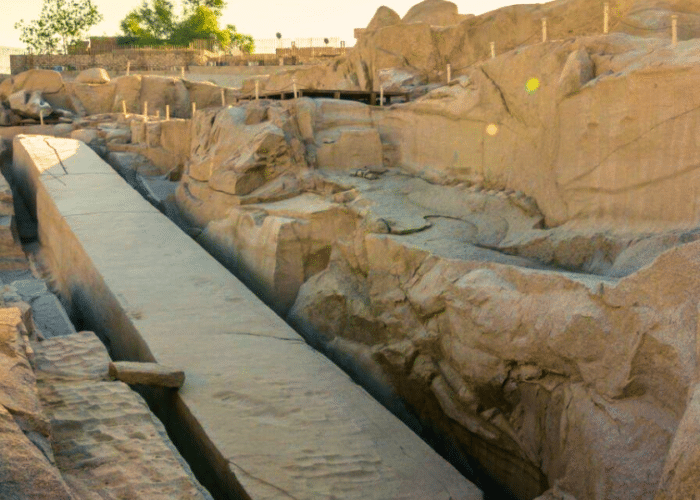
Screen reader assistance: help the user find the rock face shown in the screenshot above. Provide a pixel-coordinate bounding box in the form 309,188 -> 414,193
177,101 -> 308,227
288,226 -> 700,499
367,6 -> 402,30
0,307 -> 76,499
267,0 -> 700,94
402,0 -> 465,26
655,382 -> 700,499
374,32 -> 700,229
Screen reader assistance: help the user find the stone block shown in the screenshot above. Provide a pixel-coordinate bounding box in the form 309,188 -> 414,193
109,361 -> 185,388
31,294 -> 76,339
10,278 -> 48,301
34,331 -> 110,382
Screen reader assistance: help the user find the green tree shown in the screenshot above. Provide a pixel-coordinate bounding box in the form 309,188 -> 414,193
120,0 -> 176,45
227,25 -> 254,54
182,0 -> 225,17
171,6 -> 226,48
119,0 -> 253,53
14,0 -> 103,54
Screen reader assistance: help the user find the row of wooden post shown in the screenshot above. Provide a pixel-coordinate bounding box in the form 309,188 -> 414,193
440,3 -> 680,83
121,88 -> 232,121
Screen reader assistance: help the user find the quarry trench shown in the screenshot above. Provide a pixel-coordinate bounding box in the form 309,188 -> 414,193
91,143 -> 566,497
6,135 -> 485,500
9,130 -> 677,500
0,134 -> 553,499
3,127 -> 689,500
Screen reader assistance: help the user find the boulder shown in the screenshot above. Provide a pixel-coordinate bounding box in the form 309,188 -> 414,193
75,67 -> 110,84
2,69 -> 73,112
8,90 -> 52,119
0,69 -> 63,98
367,6 -> 402,30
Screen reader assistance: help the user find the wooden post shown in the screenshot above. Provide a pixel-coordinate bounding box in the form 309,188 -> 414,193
39,109 -> 43,126
255,80 -> 259,100
155,110 -> 160,119
181,66 -> 185,78
293,78 -> 298,99
380,85 -> 384,107
542,18 -> 547,43
143,101 -> 148,122
126,61 -> 130,76
192,102 -> 196,116
604,2 -> 609,34
221,88 -> 225,106
490,41 -> 495,58
166,104 -> 170,121
447,64 -> 451,84
672,15 -> 678,47
122,100 -> 127,117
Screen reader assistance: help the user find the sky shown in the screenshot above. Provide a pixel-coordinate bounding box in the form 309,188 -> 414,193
0,0 -> 542,50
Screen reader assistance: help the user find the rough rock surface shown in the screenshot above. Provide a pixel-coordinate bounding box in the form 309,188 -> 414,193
366,6 -> 402,30
35,331 -> 214,500
402,0 -> 467,26
288,225 -> 700,499
0,306 -> 76,499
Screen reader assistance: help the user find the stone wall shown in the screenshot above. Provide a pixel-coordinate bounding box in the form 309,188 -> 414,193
11,50 -> 204,75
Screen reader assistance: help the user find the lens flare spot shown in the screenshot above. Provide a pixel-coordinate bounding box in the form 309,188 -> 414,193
526,78 -> 540,94
486,123 -> 499,136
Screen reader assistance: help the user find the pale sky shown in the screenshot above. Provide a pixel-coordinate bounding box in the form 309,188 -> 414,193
0,0 -> 542,49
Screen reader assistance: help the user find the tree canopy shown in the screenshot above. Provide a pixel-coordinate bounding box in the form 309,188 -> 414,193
14,0 -> 103,54
119,0 -> 176,44
120,0 -> 254,53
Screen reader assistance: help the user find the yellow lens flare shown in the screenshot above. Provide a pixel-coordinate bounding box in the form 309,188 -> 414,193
486,123 -> 499,136
525,78 -> 540,94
